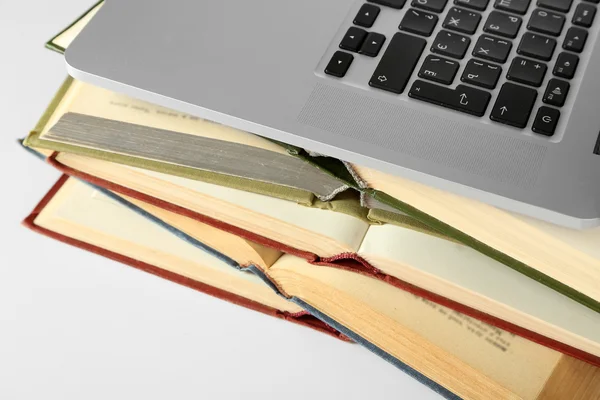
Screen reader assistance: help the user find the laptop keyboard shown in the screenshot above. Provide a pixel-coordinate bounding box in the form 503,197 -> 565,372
324,0 -> 598,136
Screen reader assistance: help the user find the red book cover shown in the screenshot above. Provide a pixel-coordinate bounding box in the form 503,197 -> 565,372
24,175 -> 348,341
45,153 -> 600,368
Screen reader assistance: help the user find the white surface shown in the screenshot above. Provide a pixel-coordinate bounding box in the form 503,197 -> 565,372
0,1 -> 441,399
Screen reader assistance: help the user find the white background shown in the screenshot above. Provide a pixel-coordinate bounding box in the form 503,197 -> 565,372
0,1 -> 441,399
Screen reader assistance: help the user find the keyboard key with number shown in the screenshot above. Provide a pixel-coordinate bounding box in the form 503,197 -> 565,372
543,78 -> 570,106
461,59 -> 502,89
573,3 -> 596,27
563,27 -> 588,52
325,52 -> 354,77
340,27 -> 368,52
443,7 -> 482,34
354,4 -> 381,27
431,30 -> 471,58
527,8 -> 565,36
517,32 -> 556,61
360,33 -> 386,56
484,11 -> 522,38
473,35 -> 512,63
418,55 -> 460,84
554,52 -> 579,79
409,80 -> 491,116
369,0 -> 407,8
495,0 -> 531,14
369,32 -> 426,93
412,0 -> 448,12
455,0 -> 489,10
491,83 -> 538,128
532,107 -> 560,136
400,9 -> 439,36
507,57 -> 547,87
537,0 -> 572,12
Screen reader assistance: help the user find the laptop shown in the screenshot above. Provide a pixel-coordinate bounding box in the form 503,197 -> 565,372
64,0 -> 600,228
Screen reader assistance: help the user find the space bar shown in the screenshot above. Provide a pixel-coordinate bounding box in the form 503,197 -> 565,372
369,32 -> 426,94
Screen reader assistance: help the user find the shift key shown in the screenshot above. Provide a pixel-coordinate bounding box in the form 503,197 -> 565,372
369,32 -> 426,94
409,80 -> 491,116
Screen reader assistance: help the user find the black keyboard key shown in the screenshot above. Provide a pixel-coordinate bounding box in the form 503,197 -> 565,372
455,0 -> 490,10
553,52 -> 579,79
369,0 -> 407,8
537,0 -> 572,12
484,11 -> 523,38
412,0 -> 448,12
527,8 -> 565,36
532,107 -> 560,136
507,57 -> 547,87
325,52 -> 354,77
359,33 -> 386,57
400,9 -> 439,36
543,78 -> 570,106
409,80 -> 491,116
418,55 -> 460,84
517,32 -> 556,61
563,27 -> 588,53
461,59 -> 502,89
340,27 -> 368,52
443,7 -> 482,34
473,35 -> 512,63
354,4 -> 381,27
490,83 -> 537,128
494,0 -> 531,14
369,32 -> 426,93
431,30 -> 471,59
573,3 -> 596,27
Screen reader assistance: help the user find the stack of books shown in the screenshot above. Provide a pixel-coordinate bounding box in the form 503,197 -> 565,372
22,3 -> 600,399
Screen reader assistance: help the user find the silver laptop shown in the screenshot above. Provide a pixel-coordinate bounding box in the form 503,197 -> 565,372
64,0 -> 600,229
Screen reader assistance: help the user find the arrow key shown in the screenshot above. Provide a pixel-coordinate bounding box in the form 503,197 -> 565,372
490,83 -> 538,128
354,3 -> 381,28
340,27 -> 368,52
359,32 -> 386,57
325,51 -> 354,78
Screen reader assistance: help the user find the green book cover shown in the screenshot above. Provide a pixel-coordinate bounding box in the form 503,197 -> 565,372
279,144 -> 600,314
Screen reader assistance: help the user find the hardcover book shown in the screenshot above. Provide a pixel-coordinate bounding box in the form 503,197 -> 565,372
22,64 -> 600,367
24,175 -> 342,340
27,140 -> 600,368
25,175 -> 600,400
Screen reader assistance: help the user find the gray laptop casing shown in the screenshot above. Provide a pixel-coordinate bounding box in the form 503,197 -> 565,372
65,0 -> 600,228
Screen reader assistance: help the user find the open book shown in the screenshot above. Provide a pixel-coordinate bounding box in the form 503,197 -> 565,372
347,163 -> 600,314
39,0 -> 600,317
23,56 -> 600,363
24,176 -> 342,339
26,176 -> 600,400
24,22 -> 600,360
27,137 -> 600,367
